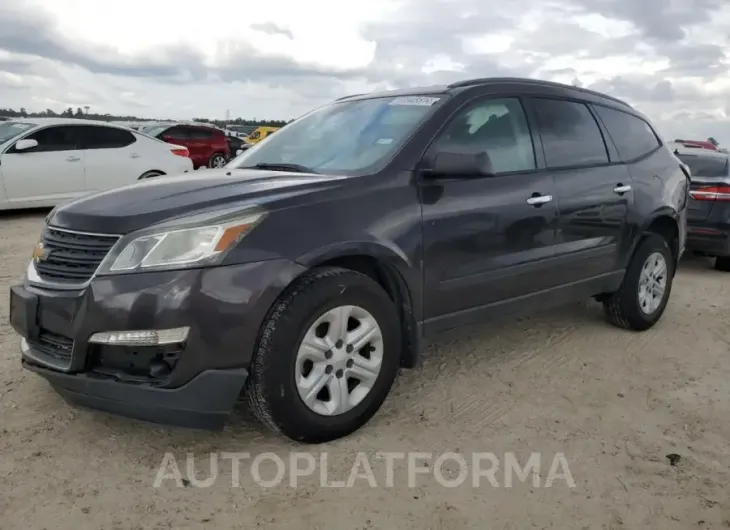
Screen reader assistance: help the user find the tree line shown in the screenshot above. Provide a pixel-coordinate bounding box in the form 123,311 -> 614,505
0,107 -> 291,128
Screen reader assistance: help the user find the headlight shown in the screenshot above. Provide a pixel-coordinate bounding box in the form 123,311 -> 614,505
99,212 -> 265,274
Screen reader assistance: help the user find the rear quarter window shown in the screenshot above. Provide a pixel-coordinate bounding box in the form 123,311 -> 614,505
593,105 -> 661,162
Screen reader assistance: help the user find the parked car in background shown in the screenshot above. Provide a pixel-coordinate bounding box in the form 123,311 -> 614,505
0,118 -> 192,210
143,122 -> 230,169
244,126 -> 280,145
674,139 -> 718,151
671,143 -> 730,271
10,78 -> 688,443
226,124 -> 257,138
226,134 -> 249,158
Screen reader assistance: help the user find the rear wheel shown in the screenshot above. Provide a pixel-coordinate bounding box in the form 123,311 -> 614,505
715,256 -> 730,271
208,153 -> 227,168
603,234 -> 674,331
246,267 -> 401,443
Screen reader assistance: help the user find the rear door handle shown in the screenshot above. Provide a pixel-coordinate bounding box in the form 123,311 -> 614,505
526,194 -> 553,206
66,156 -> 81,162
130,153 -> 140,159
614,184 -> 632,194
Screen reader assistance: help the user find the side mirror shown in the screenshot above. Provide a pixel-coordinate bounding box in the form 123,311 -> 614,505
236,149 -> 243,156
14,138 -> 38,151
425,146 -> 495,178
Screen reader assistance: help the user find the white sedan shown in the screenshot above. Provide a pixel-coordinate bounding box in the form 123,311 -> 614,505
0,117 -> 194,210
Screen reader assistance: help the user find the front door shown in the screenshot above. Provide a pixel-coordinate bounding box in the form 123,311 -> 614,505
0,125 -> 86,205
419,96 -> 561,333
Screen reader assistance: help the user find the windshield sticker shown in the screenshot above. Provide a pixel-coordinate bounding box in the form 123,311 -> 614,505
376,138 -> 393,145
389,96 -> 441,106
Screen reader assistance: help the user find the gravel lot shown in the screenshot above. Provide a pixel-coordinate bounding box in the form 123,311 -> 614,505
1,210 -> 729,529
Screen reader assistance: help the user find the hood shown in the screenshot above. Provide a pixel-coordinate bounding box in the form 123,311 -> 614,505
48,169 -> 351,234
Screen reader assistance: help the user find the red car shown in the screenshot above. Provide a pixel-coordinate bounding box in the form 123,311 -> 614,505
142,123 -> 230,169
674,139 -> 718,151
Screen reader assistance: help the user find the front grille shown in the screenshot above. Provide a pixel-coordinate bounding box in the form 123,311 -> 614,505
29,330 -> 74,365
34,227 -> 119,284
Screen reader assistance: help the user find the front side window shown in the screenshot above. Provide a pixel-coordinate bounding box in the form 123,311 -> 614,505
228,94 -> 447,175
532,98 -> 609,168
14,126 -> 79,153
0,121 -> 37,144
433,97 -> 536,173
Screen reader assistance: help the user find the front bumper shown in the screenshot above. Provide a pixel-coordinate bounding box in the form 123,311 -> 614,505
10,259 -> 306,429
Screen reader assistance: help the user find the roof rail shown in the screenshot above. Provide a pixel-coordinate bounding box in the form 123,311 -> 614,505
335,93 -> 366,102
447,77 -> 631,107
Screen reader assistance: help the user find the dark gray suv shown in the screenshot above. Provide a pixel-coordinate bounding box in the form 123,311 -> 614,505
10,78 -> 689,443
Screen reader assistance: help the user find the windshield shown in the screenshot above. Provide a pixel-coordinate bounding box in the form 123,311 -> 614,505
0,121 -> 37,144
227,94 -> 446,175
678,154 -> 729,177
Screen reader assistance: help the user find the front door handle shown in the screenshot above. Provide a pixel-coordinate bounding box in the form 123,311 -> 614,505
130,153 -> 140,159
614,184 -> 632,194
526,194 -> 553,206
66,156 -> 81,162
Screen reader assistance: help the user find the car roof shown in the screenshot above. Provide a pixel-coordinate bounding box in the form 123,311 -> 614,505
336,77 -> 633,110
7,117 -> 137,129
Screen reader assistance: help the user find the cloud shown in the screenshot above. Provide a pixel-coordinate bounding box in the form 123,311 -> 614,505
0,0 -> 729,143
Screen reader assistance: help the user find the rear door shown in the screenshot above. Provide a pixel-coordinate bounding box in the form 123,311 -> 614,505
77,125 -> 142,190
0,125 -> 86,204
527,97 -> 631,282
675,152 -> 729,222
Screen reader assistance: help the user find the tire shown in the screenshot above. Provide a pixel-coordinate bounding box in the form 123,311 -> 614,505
715,256 -> 730,272
208,153 -> 227,168
246,267 -> 402,443
138,171 -> 163,180
603,234 -> 674,331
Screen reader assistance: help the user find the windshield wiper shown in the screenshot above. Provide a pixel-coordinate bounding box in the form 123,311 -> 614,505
240,162 -> 318,174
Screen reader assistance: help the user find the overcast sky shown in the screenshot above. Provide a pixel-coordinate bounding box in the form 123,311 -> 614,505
1,0 -> 729,143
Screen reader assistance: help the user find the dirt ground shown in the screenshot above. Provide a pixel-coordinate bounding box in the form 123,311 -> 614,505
1,210 -> 729,530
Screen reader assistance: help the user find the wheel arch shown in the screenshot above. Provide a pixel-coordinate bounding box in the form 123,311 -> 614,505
138,169 -> 166,179
295,243 -> 422,369
629,208 -> 680,268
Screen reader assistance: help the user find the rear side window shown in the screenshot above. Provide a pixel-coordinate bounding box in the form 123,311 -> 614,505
15,125 -> 79,152
593,105 -> 660,161
677,154 -> 729,177
78,126 -> 136,149
187,127 -> 215,139
434,97 -> 536,173
531,98 -> 609,168
163,126 -> 188,140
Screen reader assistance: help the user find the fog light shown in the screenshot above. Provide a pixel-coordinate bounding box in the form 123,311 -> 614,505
88,327 -> 189,346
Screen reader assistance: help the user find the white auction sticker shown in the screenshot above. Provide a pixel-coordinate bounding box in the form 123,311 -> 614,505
389,96 -> 441,106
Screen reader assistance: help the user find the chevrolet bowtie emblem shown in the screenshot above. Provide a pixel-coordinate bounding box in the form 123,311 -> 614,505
32,242 -> 50,262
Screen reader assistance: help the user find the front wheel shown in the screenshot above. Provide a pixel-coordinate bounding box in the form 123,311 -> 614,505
603,234 -> 674,331
246,267 -> 402,443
